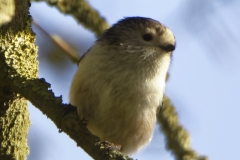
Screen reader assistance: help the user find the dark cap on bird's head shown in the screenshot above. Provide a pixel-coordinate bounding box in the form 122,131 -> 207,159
98,17 -> 176,52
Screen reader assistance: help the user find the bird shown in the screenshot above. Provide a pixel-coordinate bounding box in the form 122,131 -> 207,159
69,17 -> 176,155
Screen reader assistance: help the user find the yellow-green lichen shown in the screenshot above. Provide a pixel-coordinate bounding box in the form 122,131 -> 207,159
0,1 -> 39,159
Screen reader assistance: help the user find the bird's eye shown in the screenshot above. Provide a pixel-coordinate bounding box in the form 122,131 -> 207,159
161,44 -> 175,52
142,33 -> 153,41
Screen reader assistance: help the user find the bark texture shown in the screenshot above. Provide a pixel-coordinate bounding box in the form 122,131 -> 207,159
0,0 -> 38,159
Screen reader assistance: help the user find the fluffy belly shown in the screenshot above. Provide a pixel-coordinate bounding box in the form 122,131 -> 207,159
87,105 -> 157,154
86,85 -> 161,154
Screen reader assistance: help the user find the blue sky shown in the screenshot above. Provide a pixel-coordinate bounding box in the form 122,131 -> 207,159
28,1 -> 240,159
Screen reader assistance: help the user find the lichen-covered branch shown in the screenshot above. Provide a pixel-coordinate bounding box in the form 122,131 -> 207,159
0,91 -> 30,160
32,0 -> 109,37
7,77 -> 133,160
0,0 -> 37,159
157,96 -> 208,160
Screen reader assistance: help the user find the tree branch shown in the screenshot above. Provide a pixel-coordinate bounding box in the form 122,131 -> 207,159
158,96 -> 208,160
7,76 -> 133,160
32,21 -> 80,63
31,0 -> 109,37
0,0 -> 36,159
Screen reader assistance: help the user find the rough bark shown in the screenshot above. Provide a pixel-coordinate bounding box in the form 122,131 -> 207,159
0,0 -> 38,159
